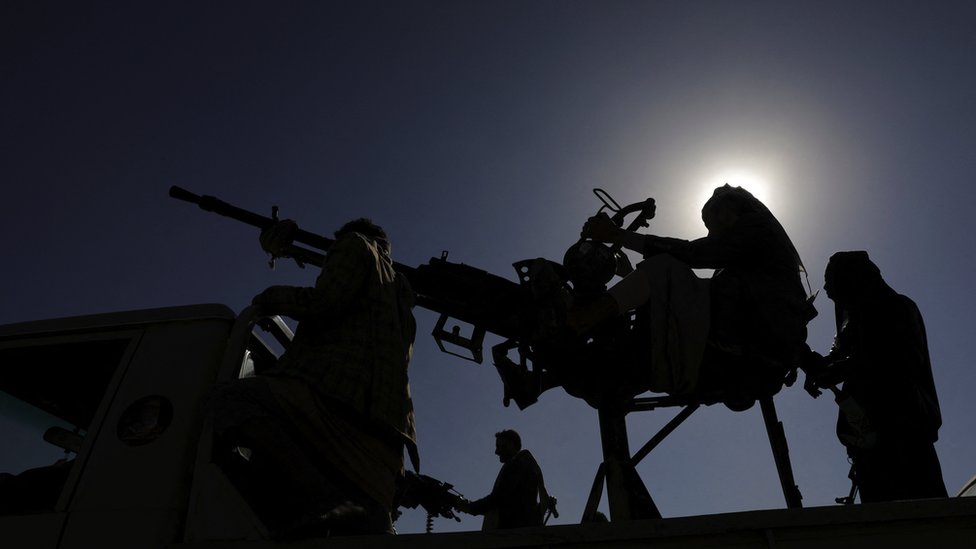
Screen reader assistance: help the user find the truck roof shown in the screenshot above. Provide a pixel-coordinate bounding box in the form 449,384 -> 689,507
0,304 -> 237,339
0,304 -> 238,428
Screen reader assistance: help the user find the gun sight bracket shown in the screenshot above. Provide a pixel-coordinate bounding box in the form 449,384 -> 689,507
431,314 -> 486,364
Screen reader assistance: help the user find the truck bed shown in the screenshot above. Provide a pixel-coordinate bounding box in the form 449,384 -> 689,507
173,496 -> 976,549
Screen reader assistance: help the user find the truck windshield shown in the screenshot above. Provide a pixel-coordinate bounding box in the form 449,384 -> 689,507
0,336 -> 131,514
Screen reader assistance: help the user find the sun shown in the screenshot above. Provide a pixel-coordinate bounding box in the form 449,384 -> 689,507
668,166 -> 787,237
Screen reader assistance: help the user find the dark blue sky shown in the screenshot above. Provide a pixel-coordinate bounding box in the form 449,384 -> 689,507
3,0 -> 975,534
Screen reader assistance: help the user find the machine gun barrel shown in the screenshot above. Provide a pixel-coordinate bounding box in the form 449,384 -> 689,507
169,186 -> 526,361
169,185 -> 334,257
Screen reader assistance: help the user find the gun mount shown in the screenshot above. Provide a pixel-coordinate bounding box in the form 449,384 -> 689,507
169,186 -> 804,523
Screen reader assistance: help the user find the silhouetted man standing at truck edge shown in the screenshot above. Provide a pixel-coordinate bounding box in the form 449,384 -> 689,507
808,251 -> 946,502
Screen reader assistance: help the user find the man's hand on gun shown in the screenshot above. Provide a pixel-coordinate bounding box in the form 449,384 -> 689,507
801,348 -> 855,398
580,212 -> 622,243
259,219 -> 298,256
453,498 -> 472,515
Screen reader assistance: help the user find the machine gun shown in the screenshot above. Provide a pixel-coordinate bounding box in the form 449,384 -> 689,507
170,186 -> 812,523
169,185 -> 656,409
392,470 -> 464,533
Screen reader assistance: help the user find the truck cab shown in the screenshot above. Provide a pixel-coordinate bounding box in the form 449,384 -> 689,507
0,304 -> 287,548
4,304 -> 976,549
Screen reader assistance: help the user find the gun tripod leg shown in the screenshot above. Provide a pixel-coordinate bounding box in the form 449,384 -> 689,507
596,407 -> 661,521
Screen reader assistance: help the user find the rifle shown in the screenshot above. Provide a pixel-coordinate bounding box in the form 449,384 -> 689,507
799,348 -> 876,450
798,348 -> 874,505
169,185 -> 656,409
392,470 -> 464,533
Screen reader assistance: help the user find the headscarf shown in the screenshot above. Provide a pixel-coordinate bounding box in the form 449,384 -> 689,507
703,184 -> 808,288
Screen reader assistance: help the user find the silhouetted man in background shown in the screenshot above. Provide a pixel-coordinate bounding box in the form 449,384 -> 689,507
808,251 -> 946,502
209,218 -> 419,536
457,430 -> 552,529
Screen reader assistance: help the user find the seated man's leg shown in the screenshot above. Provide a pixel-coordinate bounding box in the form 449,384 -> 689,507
529,255 -> 710,400
620,255 -> 710,394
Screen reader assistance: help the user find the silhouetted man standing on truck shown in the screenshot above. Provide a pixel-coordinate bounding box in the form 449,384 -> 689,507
808,251 -> 946,502
209,218 -> 419,537
457,430 -> 553,529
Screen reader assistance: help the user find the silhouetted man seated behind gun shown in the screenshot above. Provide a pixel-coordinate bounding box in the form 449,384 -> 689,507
566,184 -> 815,408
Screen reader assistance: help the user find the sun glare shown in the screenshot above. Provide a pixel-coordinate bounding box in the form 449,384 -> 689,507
663,166 -> 789,238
